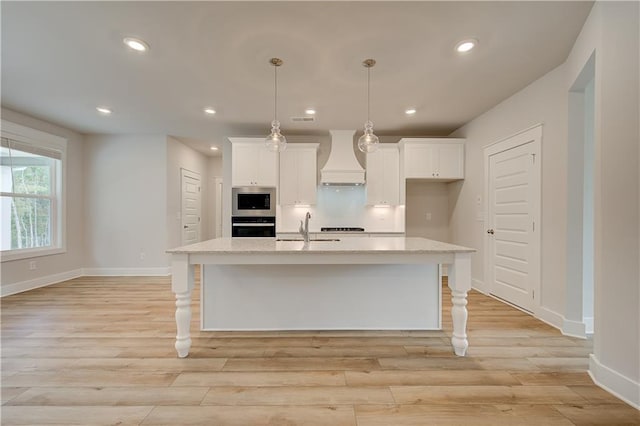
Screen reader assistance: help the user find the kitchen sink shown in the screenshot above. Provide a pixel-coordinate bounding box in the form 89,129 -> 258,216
276,238 -> 340,242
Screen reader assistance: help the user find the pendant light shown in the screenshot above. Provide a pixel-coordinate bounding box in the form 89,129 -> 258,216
265,57 -> 287,152
357,58 -> 379,153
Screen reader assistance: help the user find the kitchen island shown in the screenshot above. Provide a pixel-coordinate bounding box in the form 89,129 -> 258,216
167,237 -> 474,358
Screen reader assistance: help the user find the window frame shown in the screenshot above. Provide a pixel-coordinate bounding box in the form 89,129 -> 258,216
1,120 -> 67,262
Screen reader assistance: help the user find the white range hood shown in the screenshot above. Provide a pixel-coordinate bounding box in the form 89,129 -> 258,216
320,130 -> 365,185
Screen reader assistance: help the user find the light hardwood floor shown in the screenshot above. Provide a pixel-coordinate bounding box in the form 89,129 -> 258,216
1,274 -> 638,425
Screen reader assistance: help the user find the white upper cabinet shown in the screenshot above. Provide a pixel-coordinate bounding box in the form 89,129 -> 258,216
230,138 -> 278,187
279,143 -> 319,205
400,138 -> 465,180
366,145 -> 400,206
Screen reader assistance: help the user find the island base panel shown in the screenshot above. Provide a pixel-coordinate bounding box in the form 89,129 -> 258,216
202,264 -> 440,330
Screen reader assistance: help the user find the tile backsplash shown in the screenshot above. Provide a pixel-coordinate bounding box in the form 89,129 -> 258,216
277,186 -> 405,233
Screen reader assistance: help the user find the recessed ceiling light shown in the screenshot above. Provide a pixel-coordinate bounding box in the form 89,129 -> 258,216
204,107 -> 216,115
123,37 -> 149,52
405,108 -> 417,115
210,146 -> 219,151
305,108 -> 316,115
456,38 -> 478,53
96,106 -> 112,115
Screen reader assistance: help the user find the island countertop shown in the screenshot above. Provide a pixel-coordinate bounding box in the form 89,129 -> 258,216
167,236 -> 475,255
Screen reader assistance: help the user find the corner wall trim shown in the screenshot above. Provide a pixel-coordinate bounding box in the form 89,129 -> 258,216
589,354 -> 640,409
82,267 -> 171,277
1,269 -> 83,297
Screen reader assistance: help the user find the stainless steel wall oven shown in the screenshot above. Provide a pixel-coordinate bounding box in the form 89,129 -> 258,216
231,216 -> 276,238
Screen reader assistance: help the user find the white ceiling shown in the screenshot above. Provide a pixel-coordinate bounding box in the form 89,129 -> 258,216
1,1 -> 593,156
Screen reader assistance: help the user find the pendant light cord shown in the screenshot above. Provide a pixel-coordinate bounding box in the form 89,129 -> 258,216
274,65 -> 278,122
366,66 -> 371,122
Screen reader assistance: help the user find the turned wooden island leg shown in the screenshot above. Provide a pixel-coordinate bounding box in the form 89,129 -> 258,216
171,254 -> 194,358
448,252 -> 472,356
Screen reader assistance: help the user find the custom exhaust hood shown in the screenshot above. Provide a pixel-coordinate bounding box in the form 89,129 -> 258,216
320,130 -> 365,185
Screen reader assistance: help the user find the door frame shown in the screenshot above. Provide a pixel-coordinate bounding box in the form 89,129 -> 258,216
483,124 -> 542,311
181,168 -> 201,245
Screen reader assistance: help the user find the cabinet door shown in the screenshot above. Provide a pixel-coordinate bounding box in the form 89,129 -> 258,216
366,147 -> 399,205
279,145 -> 318,205
296,149 -> 317,205
232,144 -> 257,186
279,150 -> 299,205
257,148 -> 278,186
436,144 -> 464,179
366,151 -> 385,205
382,148 -> 400,204
404,144 -> 436,178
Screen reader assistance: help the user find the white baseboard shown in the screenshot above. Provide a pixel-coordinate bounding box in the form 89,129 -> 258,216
589,354 -> 640,409
562,317 -> 587,338
1,266 -> 171,297
536,306 -> 565,330
472,278 -> 488,294
1,269 -> 83,297
82,267 -> 171,276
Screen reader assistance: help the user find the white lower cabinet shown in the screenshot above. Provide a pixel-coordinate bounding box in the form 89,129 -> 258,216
279,144 -> 319,205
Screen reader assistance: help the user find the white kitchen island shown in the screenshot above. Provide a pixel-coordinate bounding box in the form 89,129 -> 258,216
167,237 -> 474,357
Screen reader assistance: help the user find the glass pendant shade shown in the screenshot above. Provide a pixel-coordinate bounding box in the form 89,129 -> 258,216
358,59 -> 379,153
265,58 -> 287,152
357,120 -> 379,153
265,120 -> 287,152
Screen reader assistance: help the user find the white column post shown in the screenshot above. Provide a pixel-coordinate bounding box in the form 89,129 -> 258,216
448,252 -> 472,356
171,253 -> 194,358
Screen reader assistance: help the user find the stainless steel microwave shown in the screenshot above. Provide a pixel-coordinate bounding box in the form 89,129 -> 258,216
232,186 -> 276,217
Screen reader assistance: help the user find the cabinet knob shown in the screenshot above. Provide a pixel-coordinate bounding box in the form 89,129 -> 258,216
487,229 -> 494,235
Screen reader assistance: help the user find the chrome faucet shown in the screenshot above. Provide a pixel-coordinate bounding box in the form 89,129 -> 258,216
299,211 -> 311,243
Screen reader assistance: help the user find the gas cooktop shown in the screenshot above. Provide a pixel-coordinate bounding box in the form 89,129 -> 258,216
320,227 -> 365,232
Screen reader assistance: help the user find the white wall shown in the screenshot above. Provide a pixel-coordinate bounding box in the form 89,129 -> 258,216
450,1 -> 639,407
405,181 -> 451,241
166,137 -> 211,247
208,156 -> 223,239
83,134 -> 168,273
0,108 -> 85,293
449,62 -> 569,314
586,2 -> 639,406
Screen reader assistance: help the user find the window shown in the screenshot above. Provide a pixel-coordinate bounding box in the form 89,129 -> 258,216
1,121 -> 66,261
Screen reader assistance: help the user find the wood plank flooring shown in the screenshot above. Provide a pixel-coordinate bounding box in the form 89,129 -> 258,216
2,274 -> 638,425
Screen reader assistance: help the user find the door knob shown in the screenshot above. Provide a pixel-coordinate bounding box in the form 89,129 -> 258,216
183,225 -> 188,229
487,229 -> 494,235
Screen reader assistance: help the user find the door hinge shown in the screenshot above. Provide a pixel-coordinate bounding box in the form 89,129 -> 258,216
532,153 -> 536,164
532,221 -> 535,232
532,290 -> 535,299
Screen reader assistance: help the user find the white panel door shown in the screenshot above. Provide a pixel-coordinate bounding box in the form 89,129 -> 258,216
181,169 -> 201,245
487,141 -> 538,311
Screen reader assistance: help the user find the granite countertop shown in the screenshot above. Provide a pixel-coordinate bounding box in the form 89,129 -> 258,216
167,237 -> 475,255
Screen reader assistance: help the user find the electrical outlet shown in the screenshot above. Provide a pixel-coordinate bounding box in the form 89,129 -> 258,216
29,261 -> 36,270
425,212 -> 432,221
